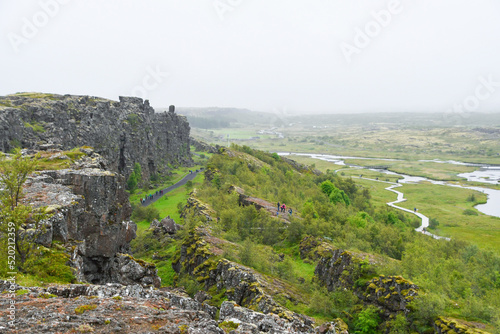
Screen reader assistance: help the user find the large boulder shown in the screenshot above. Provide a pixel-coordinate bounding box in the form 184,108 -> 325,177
150,216 -> 182,236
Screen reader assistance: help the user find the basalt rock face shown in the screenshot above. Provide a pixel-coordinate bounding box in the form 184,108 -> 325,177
0,281 -> 220,334
173,229 -> 315,332
434,317 -> 490,334
313,244 -> 418,316
0,281 -> 347,334
22,149 -> 160,287
0,93 -> 192,180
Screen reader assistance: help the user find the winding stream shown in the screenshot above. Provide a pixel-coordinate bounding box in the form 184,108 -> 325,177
278,152 -> 500,219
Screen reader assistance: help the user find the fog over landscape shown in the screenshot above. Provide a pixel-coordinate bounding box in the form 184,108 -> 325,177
1,0 -> 500,113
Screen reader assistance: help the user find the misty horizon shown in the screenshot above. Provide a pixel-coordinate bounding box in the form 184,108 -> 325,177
2,0 -> 500,114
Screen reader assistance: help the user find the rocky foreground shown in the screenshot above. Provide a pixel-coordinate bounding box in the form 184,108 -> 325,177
0,281 -> 347,334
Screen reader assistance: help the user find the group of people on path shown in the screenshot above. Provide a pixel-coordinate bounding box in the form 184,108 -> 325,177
140,189 -> 165,204
277,202 -> 292,216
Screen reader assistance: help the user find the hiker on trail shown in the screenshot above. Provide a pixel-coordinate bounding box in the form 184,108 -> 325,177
288,208 -> 292,215
277,202 -> 280,211
414,207 -> 417,212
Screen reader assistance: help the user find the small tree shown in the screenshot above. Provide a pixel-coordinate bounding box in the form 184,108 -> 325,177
0,150 -> 47,271
354,306 -> 381,334
126,163 -> 142,194
127,173 -> 138,193
133,163 -> 142,184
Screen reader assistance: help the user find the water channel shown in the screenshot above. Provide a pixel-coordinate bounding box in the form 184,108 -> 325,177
278,153 -> 500,219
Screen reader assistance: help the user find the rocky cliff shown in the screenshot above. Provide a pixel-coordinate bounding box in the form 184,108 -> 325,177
21,148 -> 160,287
309,236 -> 418,317
0,280 -> 350,334
172,228 -> 317,332
0,93 -> 192,180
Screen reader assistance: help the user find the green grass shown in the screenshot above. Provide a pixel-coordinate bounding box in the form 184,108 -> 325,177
393,183 -> 499,251
34,148 -> 86,171
148,173 -> 204,223
193,122 -> 500,165
344,159 -> 477,181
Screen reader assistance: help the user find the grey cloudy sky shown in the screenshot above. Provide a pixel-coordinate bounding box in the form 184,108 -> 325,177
1,0 -> 500,114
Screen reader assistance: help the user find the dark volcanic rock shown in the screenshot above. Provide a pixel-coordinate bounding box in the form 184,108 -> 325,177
173,229 -> 314,331
21,151 -> 160,287
0,93 -> 192,180
314,246 -> 418,317
149,216 -> 182,236
299,236 -> 335,261
0,281 -> 221,334
190,137 -> 217,153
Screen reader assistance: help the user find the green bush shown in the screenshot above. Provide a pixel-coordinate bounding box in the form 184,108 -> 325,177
132,205 -> 160,223
463,209 -> 478,216
354,305 -> 381,334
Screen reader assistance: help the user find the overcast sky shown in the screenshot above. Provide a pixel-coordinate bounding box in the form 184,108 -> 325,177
1,0 -> 500,114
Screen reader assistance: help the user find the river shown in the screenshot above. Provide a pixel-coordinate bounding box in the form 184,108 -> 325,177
278,153 -> 500,218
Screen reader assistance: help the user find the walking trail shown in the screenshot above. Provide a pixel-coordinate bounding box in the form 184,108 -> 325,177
141,170 -> 201,207
361,176 -> 450,240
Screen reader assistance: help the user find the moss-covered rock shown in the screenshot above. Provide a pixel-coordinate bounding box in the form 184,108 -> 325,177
434,317 -> 491,334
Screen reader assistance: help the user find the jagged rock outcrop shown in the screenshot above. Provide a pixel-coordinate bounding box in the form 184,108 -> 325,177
149,216 -> 182,236
314,249 -> 365,290
313,243 -> 418,317
220,301 -> 316,334
190,137 -> 217,153
363,276 -> 418,314
0,281 -> 349,334
314,320 -> 350,334
281,156 -> 321,176
299,236 -> 335,261
173,229 -> 315,331
0,93 -> 192,180
21,149 -> 160,287
434,317 -> 491,334
181,192 -> 216,222
0,281 -> 220,333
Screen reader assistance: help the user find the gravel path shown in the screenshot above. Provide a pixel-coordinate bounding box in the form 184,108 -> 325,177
361,177 -> 450,240
141,170 -> 202,207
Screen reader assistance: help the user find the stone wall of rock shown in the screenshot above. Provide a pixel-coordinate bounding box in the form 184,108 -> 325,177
172,228 -> 315,331
0,280 -> 349,334
0,280 -> 220,334
363,275 -> 418,314
434,317 -> 490,334
190,137 -> 218,153
22,149 -> 160,287
313,242 -> 418,317
0,93 -> 192,180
